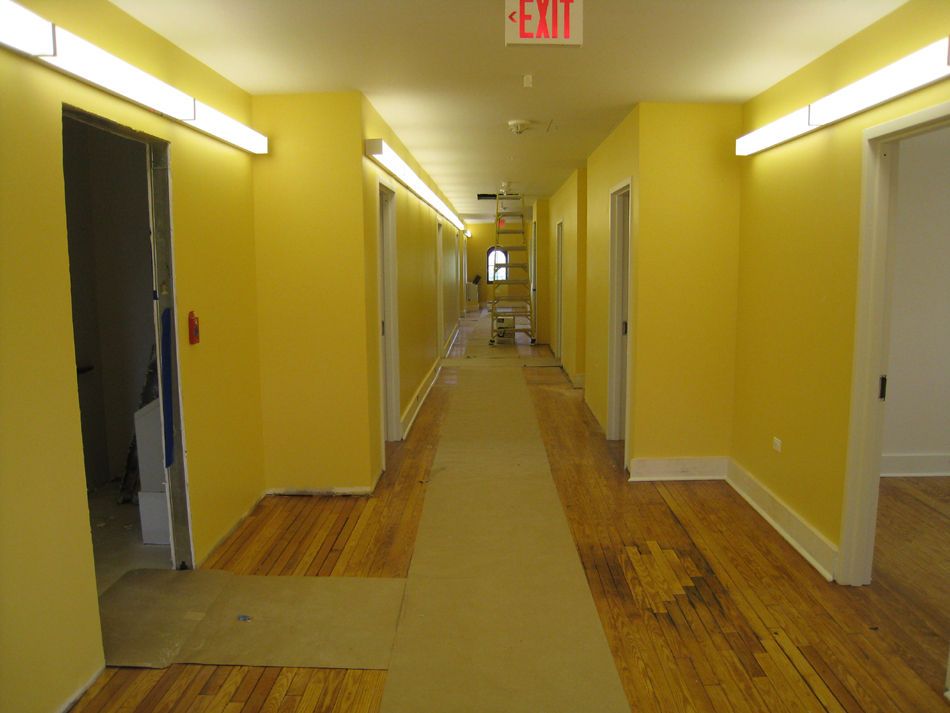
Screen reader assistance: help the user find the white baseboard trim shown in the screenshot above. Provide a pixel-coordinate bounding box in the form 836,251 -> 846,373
570,373 -> 585,389
401,359 -> 441,437
626,457 -> 838,581
726,460 -> 837,581
944,689 -> 950,704
880,453 -> 950,477
442,324 -> 460,357
628,457 -> 728,481
266,487 -> 372,496
56,665 -> 105,713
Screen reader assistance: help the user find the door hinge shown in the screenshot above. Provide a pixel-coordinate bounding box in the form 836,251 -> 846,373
622,320 -> 628,336
381,321 -> 385,336
879,375 -> 887,401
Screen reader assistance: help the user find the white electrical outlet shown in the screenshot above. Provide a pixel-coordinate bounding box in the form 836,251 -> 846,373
773,437 -> 782,452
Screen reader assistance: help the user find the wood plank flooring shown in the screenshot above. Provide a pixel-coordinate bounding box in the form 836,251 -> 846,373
72,348 -> 949,712
525,365 -> 949,712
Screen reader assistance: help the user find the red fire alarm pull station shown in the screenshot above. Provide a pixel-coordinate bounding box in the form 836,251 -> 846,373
188,311 -> 200,344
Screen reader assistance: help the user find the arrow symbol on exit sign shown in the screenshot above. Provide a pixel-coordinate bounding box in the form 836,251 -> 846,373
509,10 -> 517,22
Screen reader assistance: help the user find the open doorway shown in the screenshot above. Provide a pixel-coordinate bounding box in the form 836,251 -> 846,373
555,220 -> 564,360
607,180 -> 631,444
63,110 -> 192,595
839,102 -> 950,694
378,177 -> 401,445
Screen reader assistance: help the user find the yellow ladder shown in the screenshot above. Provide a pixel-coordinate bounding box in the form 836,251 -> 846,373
490,193 -> 535,344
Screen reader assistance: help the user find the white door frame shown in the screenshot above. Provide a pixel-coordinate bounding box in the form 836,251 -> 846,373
531,220 -> 538,343
461,233 -> 469,316
378,176 -> 401,443
556,220 -> 564,359
436,218 -> 444,353
607,179 -> 632,442
838,100 -> 950,585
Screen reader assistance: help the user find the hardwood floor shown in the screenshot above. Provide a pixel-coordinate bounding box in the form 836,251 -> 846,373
851,476 -> 950,694
71,356 -> 949,713
526,366 -> 948,712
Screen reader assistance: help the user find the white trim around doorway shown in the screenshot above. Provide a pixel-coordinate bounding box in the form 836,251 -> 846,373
837,99 -> 950,585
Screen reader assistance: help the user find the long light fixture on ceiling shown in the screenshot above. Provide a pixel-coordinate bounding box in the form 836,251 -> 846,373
737,36 -> 950,156
0,0 -> 268,154
366,139 -> 465,231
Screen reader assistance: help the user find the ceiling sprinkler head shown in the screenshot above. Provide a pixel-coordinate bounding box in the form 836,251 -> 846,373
508,120 -> 529,135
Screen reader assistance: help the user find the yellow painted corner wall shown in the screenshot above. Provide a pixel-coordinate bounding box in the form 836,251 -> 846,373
362,98 -> 447,425
549,167 -> 587,382
633,104 -> 741,458
467,223 -> 497,304
253,92 -> 377,491
392,185 -> 440,417
1,3 -> 265,709
533,200 -> 551,345
586,107 -> 640,427
734,0 -> 950,545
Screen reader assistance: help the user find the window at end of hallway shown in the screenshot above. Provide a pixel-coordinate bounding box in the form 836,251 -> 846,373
488,248 -> 507,283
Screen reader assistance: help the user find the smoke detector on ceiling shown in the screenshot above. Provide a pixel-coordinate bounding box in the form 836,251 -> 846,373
508,120 -> 529,135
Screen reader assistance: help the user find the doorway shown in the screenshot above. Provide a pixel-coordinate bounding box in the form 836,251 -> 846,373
378,177 -> 401,444
607,181 -> 632,444
555,220 -> 564,360
63,111 -> 192,593
436,219 -> 445,353
840,100 -> 950,585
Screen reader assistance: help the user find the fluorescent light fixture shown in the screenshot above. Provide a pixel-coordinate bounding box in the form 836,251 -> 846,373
0,0 -> 267,153
738,36 -> 950,155
0,0 -> 53,55
186,100 -> 268,154
45,27 -> 196,121
809,37 -> 950,126
736,107 -> 815,156
366,139 -> 464,230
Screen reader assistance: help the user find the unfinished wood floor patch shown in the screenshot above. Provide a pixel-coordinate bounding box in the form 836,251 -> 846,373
380,366 -> 628,713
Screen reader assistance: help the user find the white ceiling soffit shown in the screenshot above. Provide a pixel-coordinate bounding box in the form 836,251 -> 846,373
110,0 -> 909,219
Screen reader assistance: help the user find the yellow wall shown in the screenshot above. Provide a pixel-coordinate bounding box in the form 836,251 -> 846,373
1,2 -> 265,710
361,98 -> 460,425
585,104 -> 740,457
586,107 -> 640,427
733,0 -> 950,544
466,223 -> 498,304
253,93 -> 378,490
441,224 -> 460,349
633,104 -> 741,457
548,167 -> 587,382
532,200 -> 551,345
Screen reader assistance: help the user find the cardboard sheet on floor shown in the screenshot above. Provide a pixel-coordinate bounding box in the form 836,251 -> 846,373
177,575 -> 406,669
100,569 -> 406,669
442,356 -> 560,368
99,568 -> 233,668
460,311 -> 525,358
381,366 -> 629,712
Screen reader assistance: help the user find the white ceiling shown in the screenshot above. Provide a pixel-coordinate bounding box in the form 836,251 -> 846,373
110,0 -> 907,222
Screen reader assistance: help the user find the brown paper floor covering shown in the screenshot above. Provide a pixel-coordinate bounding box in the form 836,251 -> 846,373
380,365 -> 628,712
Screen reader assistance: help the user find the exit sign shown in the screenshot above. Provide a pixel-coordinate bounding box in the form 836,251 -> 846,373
505,0 -> 583,46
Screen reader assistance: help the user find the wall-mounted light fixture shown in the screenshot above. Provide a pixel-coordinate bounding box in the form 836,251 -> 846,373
737,36 -> 950,156
366,139 -> 465,231
0,0 -> 53,55
464,229 -> 472,237
0,0 -> 268,154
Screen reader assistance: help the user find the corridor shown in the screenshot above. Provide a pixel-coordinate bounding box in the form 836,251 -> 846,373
70,315 -> 949,713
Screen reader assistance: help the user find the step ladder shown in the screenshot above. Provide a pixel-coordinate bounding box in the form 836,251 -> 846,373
490,193 -> 536,344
